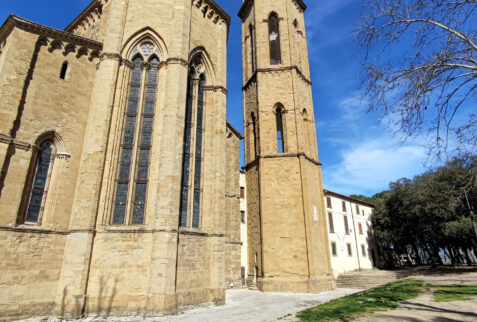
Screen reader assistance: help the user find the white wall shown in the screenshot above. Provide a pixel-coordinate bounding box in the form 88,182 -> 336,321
324,192 -> 376,278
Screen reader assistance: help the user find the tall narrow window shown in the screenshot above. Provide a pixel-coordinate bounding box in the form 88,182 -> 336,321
192,74 -> 205,228
251,112 -> 258,158
342,200 -> 347,212
268,13 -> 281,65
276,108 -> 284,153
356,204 -> 360,214
344,215 -> 350,235
24,141 -> 56,223
113,56 -> 144,225
179,68 -> 194,227
131,57 -> 159,224
358,222 -> 363,235
249,24 -> 255,73
60,62 -> 68,80
347,243 -> 353,257
179,57 -> 206,228
328,212 -> 334,233
331,242 -> 337,256
326,196 -> 332,208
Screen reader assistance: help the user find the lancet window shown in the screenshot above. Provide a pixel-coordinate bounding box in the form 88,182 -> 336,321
23,140 -> 56,224
275,105 -> 285,154
268,13 -> 281,65
112,41 -> 160,225
179,57 -> 206,228
249,24 -> 255,73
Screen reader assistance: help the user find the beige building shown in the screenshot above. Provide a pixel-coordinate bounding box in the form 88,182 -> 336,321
240,0 -> 335,293
324,190 -> 376,278
0,0 -> 244,319
239,171 -> 248,285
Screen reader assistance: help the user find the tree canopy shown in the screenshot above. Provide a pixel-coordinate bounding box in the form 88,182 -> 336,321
368,155 -> 476,267
356,0 -> 477,160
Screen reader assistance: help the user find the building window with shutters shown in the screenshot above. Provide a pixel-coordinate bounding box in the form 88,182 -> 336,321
241,211 -> 246,224
347,243 -> 353,257
179,55 -> 206,228
268,12 -> 281,65
112,41 -> 160,225
359,222 -> 363,235
356,204 -> 359,214
342,200 -> 347,212
331,242 -> 337,256
240,187 -> 245,199
326,196 -> 332,208
344,215 -> 350,235
362,244 -> 367,256
328,212 -> 334,233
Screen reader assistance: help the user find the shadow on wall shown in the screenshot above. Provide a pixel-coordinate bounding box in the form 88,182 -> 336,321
59,276 -> 119,319
0,37 -> 46,197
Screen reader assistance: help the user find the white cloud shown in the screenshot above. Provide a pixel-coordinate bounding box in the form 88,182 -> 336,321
323,135 -> 427,196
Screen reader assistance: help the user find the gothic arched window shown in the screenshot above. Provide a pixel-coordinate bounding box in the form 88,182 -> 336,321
275,106 -> 285,154
268,13 -> 281,65
24,140 -> 56,223
251,112 -> 258,158
179,56 -> 206,228
112,41 -> 160,225
249,24 -> 255,73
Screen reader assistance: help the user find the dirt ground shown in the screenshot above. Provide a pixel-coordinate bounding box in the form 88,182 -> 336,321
356,268 -> 477,322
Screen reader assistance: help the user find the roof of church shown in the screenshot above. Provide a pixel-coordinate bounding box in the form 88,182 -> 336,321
238,0 -> 307,20
0,15 -> 103,50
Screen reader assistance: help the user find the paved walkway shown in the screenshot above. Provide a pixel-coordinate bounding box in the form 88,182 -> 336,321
33,288 -> 356,322
142,288 -> 359,322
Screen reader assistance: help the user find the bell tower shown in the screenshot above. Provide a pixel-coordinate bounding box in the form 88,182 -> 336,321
239,0 -> 335,292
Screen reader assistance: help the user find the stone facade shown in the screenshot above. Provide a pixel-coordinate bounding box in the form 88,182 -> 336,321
0,0 -> 242,319
225,124 -> 243,288
239,0 -> 336,292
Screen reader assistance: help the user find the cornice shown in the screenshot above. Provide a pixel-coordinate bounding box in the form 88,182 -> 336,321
193,0 -> 231,36
0,15 -> 103,52
203,85 -> 228,95
238,0 -> 254,21
244,153 -> 321,171
242,65 -> 311,91
65,0 -> 109,32
226,122 -> 244,140
239,0 -> 307,20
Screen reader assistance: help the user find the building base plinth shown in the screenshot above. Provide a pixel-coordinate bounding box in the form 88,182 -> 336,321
257,275 -> 336,293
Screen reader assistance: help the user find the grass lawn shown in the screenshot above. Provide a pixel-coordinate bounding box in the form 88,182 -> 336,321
297,279 -> 424,321
430,284 -> 477,302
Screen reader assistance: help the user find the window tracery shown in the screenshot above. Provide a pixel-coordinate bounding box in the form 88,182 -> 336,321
112,41 -> 160,225
179,56 -> 206,228
24,140 -> 56,224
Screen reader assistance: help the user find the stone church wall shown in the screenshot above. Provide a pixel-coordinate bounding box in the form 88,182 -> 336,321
224,125 -> 242,287
0,21 -> 100,319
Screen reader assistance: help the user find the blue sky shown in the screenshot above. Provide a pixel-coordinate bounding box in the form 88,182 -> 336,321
0,0 -> 434,197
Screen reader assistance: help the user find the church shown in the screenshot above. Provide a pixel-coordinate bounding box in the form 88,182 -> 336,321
0,0 -> 334,319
